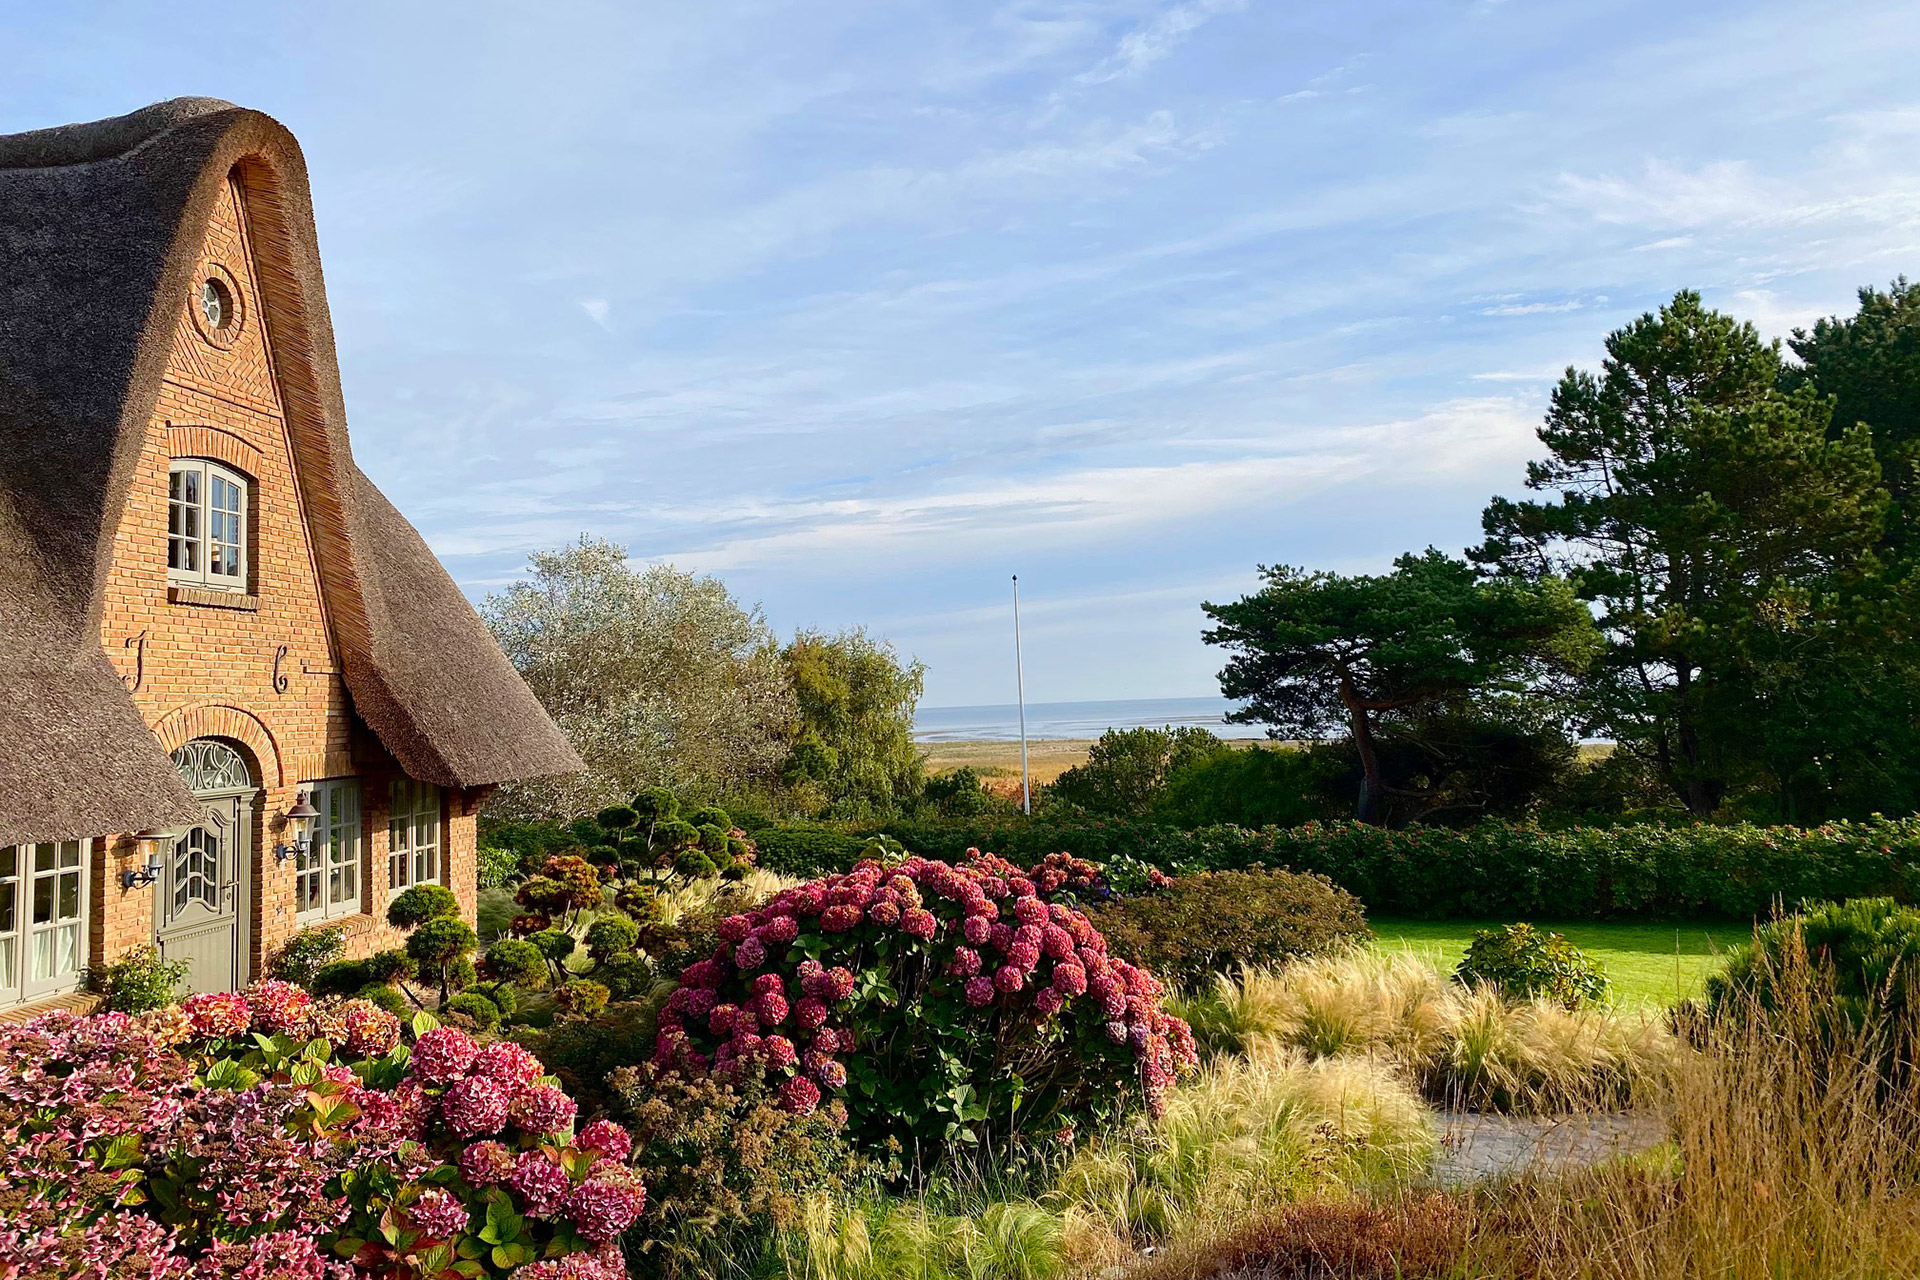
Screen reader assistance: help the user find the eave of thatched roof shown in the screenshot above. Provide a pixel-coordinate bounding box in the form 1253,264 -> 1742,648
0,99 -> 579,843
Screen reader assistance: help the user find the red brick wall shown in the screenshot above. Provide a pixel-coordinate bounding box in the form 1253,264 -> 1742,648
84,169 -> 480,990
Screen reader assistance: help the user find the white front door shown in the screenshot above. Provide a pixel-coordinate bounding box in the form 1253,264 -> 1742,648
156,792 -> 251,994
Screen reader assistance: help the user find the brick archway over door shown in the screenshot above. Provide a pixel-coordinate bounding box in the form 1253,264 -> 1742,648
150,703 -> 285,788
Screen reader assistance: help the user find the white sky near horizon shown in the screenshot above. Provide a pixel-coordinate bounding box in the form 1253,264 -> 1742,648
7,1 -> 1920,706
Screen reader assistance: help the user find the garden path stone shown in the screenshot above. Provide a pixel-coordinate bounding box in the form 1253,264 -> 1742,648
1430,1109 -> 1665,1184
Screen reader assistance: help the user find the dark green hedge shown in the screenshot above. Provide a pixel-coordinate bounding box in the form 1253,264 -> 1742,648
854,816 -> 1920,921
492,809 -> 1920,922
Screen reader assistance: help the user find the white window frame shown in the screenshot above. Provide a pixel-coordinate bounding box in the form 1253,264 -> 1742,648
0,841 -> 90,1006
168,457 -> 250,592
388,779 -> 443,898
298,779 -> 363,923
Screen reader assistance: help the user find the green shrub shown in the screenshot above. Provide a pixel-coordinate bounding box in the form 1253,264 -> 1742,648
519,996 -> 667,1117
529,928 -> 577,963
265,923 -> 346,985
85,946 -> 188,1013
1085,870 -> 1370,990
598,953 -> 654,1002
610,1064 -> 862,1280
1709,897 -> 1920,1031
407,916 -> 479,1000
477,844 -> 521,890
554,978 -> 611,1020
355,983 -> 415,1019
585,914 -> 640,962
1152,744 -> 1339,829
750,823 -> 870,876
386,883 -> 459,928
1454,923 -> 1610,1008
483,937 -> 548,988
443,990 -> 502,1030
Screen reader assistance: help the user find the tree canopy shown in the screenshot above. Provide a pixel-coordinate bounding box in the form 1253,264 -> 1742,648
1476,290 -> 1901,818
482,536 -> 795,817
1203,549 -> 1597,824
778,627 -> 927,818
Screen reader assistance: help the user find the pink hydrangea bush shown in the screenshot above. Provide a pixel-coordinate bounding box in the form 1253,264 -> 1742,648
0,985 -> 643,1279
652,851 -> 1197,1159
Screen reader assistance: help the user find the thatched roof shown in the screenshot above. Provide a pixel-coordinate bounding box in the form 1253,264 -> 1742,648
0,99 -> 580,844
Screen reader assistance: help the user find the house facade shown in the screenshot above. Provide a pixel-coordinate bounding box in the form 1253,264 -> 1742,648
0,99 -> 580,1016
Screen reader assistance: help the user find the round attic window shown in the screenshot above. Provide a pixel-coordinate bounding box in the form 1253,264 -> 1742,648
190,264 -> 244,349
200,278 -> 232,330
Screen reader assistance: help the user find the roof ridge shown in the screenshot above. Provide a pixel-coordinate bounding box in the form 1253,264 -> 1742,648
0,97 -> 243,170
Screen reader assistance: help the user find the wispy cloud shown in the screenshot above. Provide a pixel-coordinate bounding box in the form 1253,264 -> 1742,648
1076,0 -> 1248,85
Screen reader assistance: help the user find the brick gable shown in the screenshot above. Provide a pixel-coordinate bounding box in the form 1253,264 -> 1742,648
84,169 -> 478,991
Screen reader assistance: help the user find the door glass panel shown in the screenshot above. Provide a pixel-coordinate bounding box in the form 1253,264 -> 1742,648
57,872 -> 77,920
33,844 -> 54,873
32,877 -> 52,925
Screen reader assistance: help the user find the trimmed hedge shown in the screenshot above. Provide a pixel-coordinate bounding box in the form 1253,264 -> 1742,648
860,816 -> 1920,921
491,811 -> 1920,922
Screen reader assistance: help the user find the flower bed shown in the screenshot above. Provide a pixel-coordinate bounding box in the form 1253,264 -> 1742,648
651,851 -> 1198,1162
0,980 -> 640,1279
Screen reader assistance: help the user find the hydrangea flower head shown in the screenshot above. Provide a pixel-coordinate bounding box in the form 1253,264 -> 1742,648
410,1026 -> 480,1084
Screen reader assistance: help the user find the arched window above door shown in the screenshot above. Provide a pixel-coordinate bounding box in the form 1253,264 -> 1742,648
171,740 -> 252,795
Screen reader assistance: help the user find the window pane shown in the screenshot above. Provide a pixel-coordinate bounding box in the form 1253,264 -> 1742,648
60,842 -> 79,868
55,924 -> 78,977
0,846 -> 14,878
0,883 -> 13,934
32,877 -> 51,926
0,937 -> 13,989
57,872 -> 78,921
33,844 -> 53,873
32,929 -> 52,981
340,864 -> 356,903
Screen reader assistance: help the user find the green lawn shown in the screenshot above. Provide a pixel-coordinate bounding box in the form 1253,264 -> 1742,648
1369,917 -> 1755,1007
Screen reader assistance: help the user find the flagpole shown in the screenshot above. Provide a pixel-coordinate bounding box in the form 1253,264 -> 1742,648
1013,574 -> 1030,815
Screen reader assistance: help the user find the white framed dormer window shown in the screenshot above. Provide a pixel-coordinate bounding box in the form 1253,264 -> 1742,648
388,779 -> 443,896
0,841 -> 89,1007
298,779 -> 362,923
168,458 -> 249,591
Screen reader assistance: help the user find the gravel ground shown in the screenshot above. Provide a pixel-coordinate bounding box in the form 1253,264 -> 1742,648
1431,1109 -> 1667,1184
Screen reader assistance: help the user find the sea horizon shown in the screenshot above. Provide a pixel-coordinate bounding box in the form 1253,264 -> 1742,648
913,695 -> 1270,742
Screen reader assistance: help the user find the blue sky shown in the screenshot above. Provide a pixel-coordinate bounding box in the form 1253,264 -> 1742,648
9,1 -> 1920,706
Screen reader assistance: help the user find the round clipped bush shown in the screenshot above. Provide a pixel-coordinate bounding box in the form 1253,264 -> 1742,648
598,953 -> 653,1002
484,937 -> 549,988
355,983 -> 414,1020
585,914 -> 641,963
1454,923 -> 1609,1008
444,990 -> 502,1030
1709,897 -> 1920,1030
1085,869 -> 1370,990
653,852 -> 1197,1163
387,883 -> 460,929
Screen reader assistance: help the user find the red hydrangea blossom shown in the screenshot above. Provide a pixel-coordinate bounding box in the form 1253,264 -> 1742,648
650,850 -> 1197,1136
410,1026 -> 480,1083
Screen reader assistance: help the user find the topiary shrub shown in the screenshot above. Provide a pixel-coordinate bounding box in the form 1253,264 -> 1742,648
354,983 -> 414,1020
408,916 -> 480,1003
484,937 -> 549,990
1084,869 -> 1370,991
85,946 -> 189,1013
387,883 -> 460,929
652,852 -> 1197,1167
442,990 -> 502,1031
1454,923 -> 1610,1008
585,914 -> 640,963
